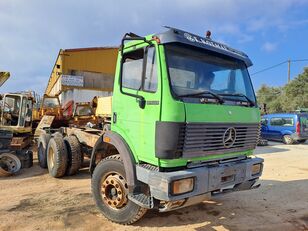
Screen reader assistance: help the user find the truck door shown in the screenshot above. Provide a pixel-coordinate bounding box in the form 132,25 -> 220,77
112,45 -> 161,164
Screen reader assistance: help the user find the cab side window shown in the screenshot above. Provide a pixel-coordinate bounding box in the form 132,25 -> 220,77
143,47 -> 157,92
121,46 -> 158,93
122,49 -> 144,90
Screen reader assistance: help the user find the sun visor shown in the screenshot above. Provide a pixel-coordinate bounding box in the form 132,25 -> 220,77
155,27 -> 253,67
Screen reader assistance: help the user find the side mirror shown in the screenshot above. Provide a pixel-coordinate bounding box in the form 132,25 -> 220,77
137,97 -> 146,109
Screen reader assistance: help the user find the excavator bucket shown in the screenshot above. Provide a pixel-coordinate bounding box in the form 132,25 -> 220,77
0,72 -> 10,87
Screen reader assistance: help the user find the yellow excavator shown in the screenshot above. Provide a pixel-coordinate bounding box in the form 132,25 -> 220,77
0,72 -> 34,176
0,72 -> 10,87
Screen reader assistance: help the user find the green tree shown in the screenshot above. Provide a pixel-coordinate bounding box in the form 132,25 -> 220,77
256,84 -> 283,114
256,67 -> 308,113
282,67 -> 308,112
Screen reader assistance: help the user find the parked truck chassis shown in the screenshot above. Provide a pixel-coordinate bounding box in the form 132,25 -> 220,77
37,123 -> 263,224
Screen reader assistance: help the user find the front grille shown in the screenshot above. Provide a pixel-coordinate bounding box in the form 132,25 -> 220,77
177,123 -> 259,158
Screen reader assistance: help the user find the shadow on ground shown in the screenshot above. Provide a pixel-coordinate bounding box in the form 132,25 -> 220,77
132,179 -> 308,231
254,141 -> 290,155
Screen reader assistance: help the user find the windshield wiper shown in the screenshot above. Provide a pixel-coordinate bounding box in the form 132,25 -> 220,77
178,90 -> 224,104
218,93 -> 255,106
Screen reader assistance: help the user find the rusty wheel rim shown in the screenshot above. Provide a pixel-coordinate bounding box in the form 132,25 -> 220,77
101,173 -> 128,209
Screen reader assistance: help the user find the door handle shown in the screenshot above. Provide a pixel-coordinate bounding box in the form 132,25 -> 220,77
113,112 -> 117,123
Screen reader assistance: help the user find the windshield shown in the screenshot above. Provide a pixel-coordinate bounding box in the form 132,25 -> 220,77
165,44 -> 256,104
75,105 -> 93,116
2,95 -> 21,126
43,97 -> 59,108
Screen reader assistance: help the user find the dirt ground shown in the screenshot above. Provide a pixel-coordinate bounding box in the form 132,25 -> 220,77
1,142 -> 308,231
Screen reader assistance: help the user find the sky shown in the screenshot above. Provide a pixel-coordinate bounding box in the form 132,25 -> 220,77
1,0 -> 308,95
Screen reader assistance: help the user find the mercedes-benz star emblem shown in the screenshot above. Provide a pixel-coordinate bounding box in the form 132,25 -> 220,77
223,127 -> 236,148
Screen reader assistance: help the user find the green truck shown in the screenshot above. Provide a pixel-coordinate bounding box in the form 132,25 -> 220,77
90,27 -> 263,224
41,27 -> 264,224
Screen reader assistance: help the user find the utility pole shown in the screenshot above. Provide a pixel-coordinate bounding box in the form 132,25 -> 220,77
288,59 -> 291,83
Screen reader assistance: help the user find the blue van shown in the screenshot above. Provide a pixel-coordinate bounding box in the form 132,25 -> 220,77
261,113 -> 308,144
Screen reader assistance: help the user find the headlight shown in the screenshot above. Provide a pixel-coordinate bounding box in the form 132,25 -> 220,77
171,177 -> 194,195
252,164 -> 262,175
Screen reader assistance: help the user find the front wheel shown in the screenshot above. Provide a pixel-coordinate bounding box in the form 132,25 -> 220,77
282,135 -> 294,144
91,154 -> 147,224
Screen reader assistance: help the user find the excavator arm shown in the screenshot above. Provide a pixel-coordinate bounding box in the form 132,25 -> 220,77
0,72 -> 10,87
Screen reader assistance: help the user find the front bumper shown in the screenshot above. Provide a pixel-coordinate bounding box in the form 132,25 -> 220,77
136,157 -> 263,203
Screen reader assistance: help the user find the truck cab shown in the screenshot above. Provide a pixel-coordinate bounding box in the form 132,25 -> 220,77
34,94 -> 68,128
0,74 -> 34,172
1,93 -> 33,133
38,94 -> 63,119
70,102 -> 97,127
111,29 -> 260,167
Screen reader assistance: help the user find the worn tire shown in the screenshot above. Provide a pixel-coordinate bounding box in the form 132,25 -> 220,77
64,135 -> 82,176
0,153 -> 22,176
282,135 -> 293,144
37,133 -> 51,168
47,137 -> 68,178
91,154 -> 147,224
54,131 -> 63,138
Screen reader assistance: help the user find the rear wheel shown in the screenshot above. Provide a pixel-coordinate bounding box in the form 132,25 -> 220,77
54,132 -> 63,138
64,135 -> 82,176
298,139 -> 307,144
47,137 -> 68,178
282,135 -> 293,144
91,154 -> 147,224
37,133 -> 51,168
0,153 -> 22,176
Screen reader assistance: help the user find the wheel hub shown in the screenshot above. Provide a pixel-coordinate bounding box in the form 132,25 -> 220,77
101,174 -> 128,209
